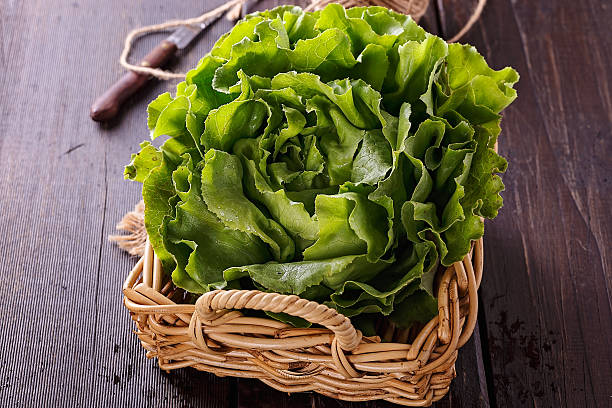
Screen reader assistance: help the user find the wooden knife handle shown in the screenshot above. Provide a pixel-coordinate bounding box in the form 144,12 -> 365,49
90,40 -> 178,122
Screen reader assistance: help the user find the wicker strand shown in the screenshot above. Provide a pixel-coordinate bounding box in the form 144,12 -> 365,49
194,290 -> 363,351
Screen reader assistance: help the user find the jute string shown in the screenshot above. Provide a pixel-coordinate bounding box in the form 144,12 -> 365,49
119,0 -> 487,81
119,0 -> 246,80
109,200 -> 147,256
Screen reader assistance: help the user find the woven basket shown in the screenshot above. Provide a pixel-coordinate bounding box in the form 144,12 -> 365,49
122,234 -> 482,406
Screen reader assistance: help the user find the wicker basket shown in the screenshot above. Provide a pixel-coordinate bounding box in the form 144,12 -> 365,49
122,234 -> 482,406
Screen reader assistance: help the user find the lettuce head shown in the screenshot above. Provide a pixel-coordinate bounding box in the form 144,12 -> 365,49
125,4 -> 518,330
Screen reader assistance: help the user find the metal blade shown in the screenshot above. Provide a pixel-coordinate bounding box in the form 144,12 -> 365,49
165,10 -> 225,49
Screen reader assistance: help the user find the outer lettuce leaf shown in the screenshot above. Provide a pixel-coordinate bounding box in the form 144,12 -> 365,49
165,157 -> 271,291
140,152 -> 178,272
289,28 -> 357,77
124,141 -> 162,182
224,254 -> 379,295
201,149 -> 295,262
383,34 -> 448,114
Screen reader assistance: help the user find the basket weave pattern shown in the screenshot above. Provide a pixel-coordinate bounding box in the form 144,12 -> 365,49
123,235 -> 482,406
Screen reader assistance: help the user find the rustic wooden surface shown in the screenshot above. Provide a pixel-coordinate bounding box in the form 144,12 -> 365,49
0,0 -> 610,407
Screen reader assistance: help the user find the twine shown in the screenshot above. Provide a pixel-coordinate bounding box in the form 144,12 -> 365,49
109,200 -> 147,256
447,0 -> 487,42
119,0 -> 246,80
119,0 -> 487,81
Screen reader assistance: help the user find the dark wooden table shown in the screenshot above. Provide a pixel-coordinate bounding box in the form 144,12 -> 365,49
1,0 -> 610,406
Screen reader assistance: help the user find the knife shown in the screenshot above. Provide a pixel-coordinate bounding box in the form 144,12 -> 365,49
90,11 -> 226,122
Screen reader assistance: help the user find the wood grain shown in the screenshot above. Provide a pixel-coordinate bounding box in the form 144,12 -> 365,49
0,0 -> 609,407
438,0 -> 612,406
0,0 -> 237,407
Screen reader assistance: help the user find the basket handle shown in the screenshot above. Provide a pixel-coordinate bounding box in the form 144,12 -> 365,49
194,289 -> 362,351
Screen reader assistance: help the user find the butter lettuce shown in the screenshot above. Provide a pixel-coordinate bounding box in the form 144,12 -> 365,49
125,4 -> 518,330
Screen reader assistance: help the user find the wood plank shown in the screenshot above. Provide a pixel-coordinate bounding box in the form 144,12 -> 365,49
237,378 -> 312,408
92,0 -> 242,405
438,0 -> 612,406
0,0 -> 236,406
